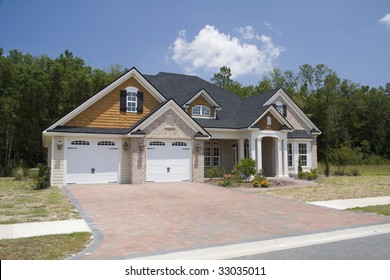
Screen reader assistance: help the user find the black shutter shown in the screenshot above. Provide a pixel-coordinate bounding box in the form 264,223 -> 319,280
283,104 -> 288,117
137,91 -> 143,113
120,90 -> 127,112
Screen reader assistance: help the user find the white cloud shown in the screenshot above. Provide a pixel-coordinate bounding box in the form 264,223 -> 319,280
169,25 -> 283,78
379,13 -> 390,27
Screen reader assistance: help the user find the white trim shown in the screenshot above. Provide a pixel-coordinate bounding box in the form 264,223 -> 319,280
249,106 -> 294,130
43,131 -> 126,139
184,89 -> 221,110
44,68 -> 166,131
265,88 -> 321,133
129,99 -> 210,138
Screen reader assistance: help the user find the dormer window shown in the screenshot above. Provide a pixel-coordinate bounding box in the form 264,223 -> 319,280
120,86 -> 143,113
192,105 -> 210,117
127,91 -> 137,112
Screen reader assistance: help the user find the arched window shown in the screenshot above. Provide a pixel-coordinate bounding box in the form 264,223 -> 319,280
192,105 -> 210,117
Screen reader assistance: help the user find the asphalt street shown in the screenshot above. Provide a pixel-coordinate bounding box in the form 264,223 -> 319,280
231,233 -> 390,260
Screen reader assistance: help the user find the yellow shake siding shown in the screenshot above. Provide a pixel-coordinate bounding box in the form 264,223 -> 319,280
65,77 -> 160,128
188,95 -> 215,117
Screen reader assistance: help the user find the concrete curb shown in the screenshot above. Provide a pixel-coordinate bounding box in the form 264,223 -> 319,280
133,223 -> 390,260
0,219 -> 90,239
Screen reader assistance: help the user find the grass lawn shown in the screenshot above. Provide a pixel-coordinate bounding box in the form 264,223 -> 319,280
0,178 -> 80,224
348,204 -> 390,216
261,175 -> 390,202
0,232 -> 91,260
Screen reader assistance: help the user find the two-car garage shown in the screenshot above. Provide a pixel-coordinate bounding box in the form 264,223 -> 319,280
64,138 -> 191,184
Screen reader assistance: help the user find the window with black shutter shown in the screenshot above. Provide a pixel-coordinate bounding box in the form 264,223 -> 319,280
136,91 -> 143,113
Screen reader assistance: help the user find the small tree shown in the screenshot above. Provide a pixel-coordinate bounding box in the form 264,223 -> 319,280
234,158 -> 256,182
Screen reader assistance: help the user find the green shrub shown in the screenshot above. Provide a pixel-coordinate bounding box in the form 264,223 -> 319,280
234,158 -> 256,181
219,174 -> 233,187
12,166 -> 29,181
298,168 -> 318,180
34,164 -> 50,190
205,167 -> 225,180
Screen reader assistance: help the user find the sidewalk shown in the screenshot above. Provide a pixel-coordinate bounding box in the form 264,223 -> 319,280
309,196 -> 390,210
0,219 -> 90,239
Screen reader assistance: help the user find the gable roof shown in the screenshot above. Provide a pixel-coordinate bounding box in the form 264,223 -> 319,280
183,89 -> 221,109
44,67 -> 166,131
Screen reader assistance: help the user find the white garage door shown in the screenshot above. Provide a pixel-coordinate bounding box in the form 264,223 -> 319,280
66,138 -> 120,184
146,140 -> 191,182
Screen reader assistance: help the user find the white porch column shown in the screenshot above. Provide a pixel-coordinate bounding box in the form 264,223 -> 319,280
256,138 -> 262,173
282,139 -> 288,178
238,139 -> 245,161
275,138 -> 283,178
249,138 -> 256,160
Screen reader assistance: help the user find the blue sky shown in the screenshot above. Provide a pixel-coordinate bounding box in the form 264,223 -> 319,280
1,0 -> 389,87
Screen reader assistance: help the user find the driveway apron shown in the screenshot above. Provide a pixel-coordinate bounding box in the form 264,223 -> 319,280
66,183 -> 390,259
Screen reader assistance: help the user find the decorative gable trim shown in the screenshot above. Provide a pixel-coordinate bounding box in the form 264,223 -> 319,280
249,105 -> 294,131
44,67 -> 166,131
265,88 -> 321,133
183,89 -> 221,110
128,99 -> 211,138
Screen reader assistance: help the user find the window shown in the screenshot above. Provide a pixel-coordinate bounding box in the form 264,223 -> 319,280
97,141 -> 115,146
213,142 -> 220,167
172,142 -> 187,146
287,143 -> 293,167
127,91 -> 137,112
298,143 -> 308,167
204,145 -> 211,167
192,105 -> 210,117
149,141 -> 165,146
71,140 -> 89,145
244,140 -> 249,158
275,101 -> 283,115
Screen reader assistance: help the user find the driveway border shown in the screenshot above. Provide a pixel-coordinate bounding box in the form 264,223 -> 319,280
63,186 -> 104,260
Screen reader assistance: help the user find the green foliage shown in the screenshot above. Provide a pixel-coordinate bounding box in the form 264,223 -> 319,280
298,168 -> 319,180
12,166 -> 29,181
234,158 -> 257,181
205,167 -> 225,180
0,49 -> 126,176
329,146 -> 362,173
218,173 -> 234,187
33,164 -> 50,190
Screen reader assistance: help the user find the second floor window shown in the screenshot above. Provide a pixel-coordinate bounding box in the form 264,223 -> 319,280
192,105 -> 210,117
127,91 -> 137,112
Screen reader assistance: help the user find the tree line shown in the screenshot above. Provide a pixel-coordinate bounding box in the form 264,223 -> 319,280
0,49 -> 126,176
0,49 -> 389,176
211,66 -> 390,164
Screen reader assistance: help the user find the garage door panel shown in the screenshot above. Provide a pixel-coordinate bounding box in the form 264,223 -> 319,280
146,140 -> 191,182
66,138 -> 119,184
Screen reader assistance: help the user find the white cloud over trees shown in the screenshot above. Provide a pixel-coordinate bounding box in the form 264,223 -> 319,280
169,25 -> 283,78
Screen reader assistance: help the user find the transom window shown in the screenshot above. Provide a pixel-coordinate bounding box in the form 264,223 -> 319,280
71,140 -> 90,145
298,143 -> 308,167
149,141 -> 165,146
97,141 -> 115,146
192,105 -> 210,117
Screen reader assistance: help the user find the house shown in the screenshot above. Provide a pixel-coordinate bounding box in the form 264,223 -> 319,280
42,67 -> 321,187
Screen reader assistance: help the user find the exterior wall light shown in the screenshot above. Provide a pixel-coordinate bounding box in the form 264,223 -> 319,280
57,140 -> 63,150
195,143 -> 202,153
138,141 -> 144,151
123,142 -> 129,151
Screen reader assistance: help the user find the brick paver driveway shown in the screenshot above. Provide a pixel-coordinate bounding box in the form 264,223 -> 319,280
66,182 -> 390,259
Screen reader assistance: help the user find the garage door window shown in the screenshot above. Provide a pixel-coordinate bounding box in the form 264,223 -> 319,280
149,141 -> 165,146
71,140 -> 90,145
172,142 -> 187,146
97,141 -> 115,146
